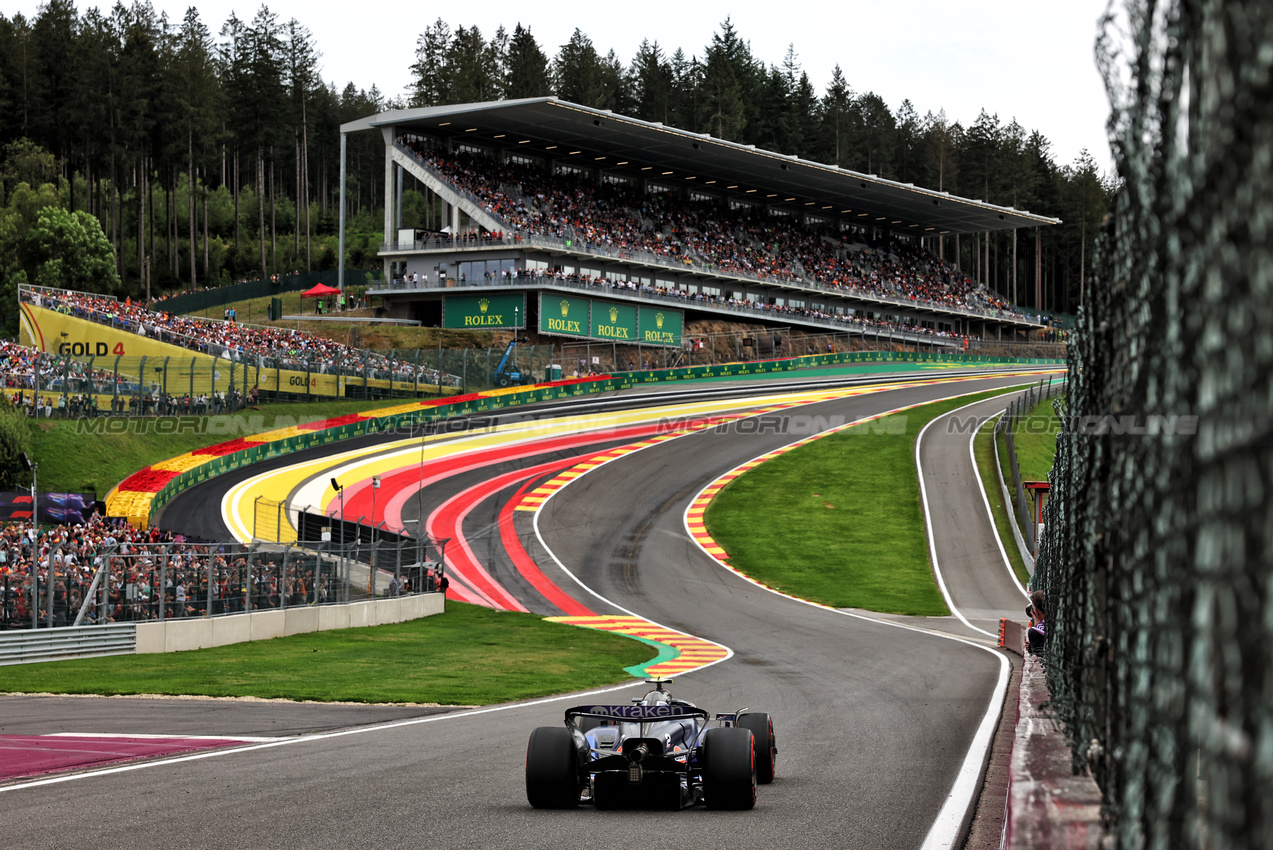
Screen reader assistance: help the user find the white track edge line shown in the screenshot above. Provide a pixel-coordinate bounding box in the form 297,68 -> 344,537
0,680 -> 642,794
680,382 -> 1038,850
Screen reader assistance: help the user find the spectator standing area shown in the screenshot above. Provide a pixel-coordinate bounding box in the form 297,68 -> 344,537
339,98 -> 1058,348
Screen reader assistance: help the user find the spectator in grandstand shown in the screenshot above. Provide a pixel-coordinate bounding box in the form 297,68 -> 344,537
396,142 -> 1028,323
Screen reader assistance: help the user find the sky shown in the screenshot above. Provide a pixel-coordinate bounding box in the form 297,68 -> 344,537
10,0 -> 1116,174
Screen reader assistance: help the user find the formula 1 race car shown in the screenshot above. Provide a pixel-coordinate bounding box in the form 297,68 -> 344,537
525,679 -> 776,810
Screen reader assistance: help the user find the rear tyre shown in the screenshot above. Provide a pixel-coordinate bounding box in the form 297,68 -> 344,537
702,727 -> 756,810
497,375 -> 512,388
525,726 -> 581,809
737,712 -> 776,784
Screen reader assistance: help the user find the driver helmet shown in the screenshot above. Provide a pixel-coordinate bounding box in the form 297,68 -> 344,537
644,689 -> 671,706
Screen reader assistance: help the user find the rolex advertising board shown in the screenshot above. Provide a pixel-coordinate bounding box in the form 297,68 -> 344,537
539,294 -> 591,338
589,300 -> 638,342
637,306 -> 683,346
442,293 -> 525,329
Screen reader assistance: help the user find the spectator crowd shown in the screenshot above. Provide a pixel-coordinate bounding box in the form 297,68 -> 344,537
400,141 -> 1032,331
0,510 -> 438,630
14,289 -> 460,397
1,338 -> 255,418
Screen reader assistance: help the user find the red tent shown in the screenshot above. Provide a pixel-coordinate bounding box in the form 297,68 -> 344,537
301,283 -> 340,299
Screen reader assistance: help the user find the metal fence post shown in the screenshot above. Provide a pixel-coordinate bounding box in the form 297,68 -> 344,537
47,543 -> 58,627
159,545 -> 168,620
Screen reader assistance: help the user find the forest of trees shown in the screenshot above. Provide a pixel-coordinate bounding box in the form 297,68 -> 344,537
0,3 -> 1112,317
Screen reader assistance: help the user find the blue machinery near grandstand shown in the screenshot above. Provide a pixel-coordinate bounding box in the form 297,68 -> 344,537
336,98 -> 1061,348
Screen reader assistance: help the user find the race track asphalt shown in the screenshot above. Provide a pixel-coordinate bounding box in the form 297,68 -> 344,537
0,369 -> 1048,849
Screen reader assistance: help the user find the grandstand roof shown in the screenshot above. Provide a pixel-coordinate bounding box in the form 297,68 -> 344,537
342,98 -> 1060,236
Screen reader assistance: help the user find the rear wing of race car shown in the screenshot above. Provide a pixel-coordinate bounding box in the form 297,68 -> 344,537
565,704 -> 710,723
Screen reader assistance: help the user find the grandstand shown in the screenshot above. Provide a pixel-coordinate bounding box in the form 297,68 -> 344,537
339,98 -> 1059,348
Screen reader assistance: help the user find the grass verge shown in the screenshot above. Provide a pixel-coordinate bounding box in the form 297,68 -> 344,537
0,602 -> 649,705
704,388 -> 1019,615
190,292 -> 497,351
1008,394 -> 1063,482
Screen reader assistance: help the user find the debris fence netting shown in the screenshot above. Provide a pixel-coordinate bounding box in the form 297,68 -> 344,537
1033,2 -> 1273,847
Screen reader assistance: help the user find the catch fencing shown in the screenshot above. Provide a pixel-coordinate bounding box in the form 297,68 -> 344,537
1032,1 -> 1273,847
0,534 -> 447,641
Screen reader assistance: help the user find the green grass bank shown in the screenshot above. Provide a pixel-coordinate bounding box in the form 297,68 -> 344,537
704,387 -> 1022,615
0,602 -> 648,705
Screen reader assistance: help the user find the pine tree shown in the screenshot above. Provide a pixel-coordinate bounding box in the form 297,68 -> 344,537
504,23 -> 551,100
285,18 -> 318,270
409,19 -> 451,107
699,35 -> 745,140
815,65 -> 854,168
894,99 -> 922,184
446,25 -> 500,104
854,92 -> 895,177
630,39 -> 672,124
553,29 -> 606,108
921,109 -> 958,192
705,18 -> 762,144
242,6 -> 286,280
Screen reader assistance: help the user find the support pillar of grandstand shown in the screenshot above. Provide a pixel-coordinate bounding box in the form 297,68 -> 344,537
383,127 -> 395,254
396,164 -> 404,231
338,131 -> 347,293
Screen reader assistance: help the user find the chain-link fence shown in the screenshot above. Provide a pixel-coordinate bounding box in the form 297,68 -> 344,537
0,535 -> 446,632
1032,2 -> 1273,847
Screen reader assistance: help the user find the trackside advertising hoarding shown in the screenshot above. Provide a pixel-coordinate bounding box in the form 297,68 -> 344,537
637,306 -> 683,347
538,293 -> 591,338
589,301 -> 638,341
535,295 -> 677,345
442,293 -> 525,329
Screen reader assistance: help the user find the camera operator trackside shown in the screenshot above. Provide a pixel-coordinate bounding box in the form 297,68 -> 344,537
525,679 -> 777,810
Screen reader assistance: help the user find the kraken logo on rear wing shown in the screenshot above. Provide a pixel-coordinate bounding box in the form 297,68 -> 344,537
565,704 -> 709,721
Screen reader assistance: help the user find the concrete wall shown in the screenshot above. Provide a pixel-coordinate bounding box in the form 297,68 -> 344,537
1006,653 -> 1104,848
134,593 -> 444,654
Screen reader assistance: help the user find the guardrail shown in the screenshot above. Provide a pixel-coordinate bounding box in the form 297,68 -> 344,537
0,623 -> 137,665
